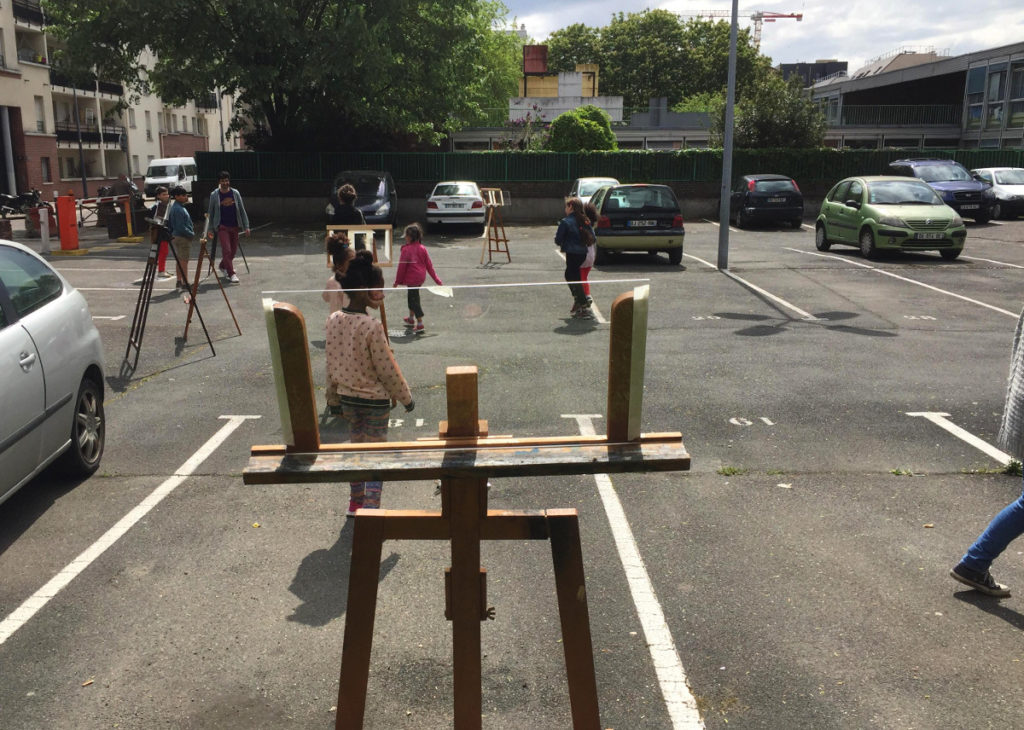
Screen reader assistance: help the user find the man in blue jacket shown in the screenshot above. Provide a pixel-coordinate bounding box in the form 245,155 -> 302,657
168,186 -> 195,290
206,170 -> 250,283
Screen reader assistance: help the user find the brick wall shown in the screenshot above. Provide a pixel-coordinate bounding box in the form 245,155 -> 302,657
160,133 -> 208,158
21,134 -> 59,198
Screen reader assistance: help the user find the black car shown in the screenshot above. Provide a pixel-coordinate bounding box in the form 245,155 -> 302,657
729,174 -> 804,229
589,183 -> 685,265
326,170 -> 397,226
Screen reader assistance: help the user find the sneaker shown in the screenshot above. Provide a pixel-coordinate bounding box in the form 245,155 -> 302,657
573,308 -> 593,319
229,274 -> 240,283
346,498 -> 362,517
414,323 -> 425,333
403,316 -> 415,326
157,271 -> 172,279
570,302 -> 580,314
950,563 -> 1011,597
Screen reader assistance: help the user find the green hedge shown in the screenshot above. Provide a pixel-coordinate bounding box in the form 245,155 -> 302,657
198,149 -> 1024,186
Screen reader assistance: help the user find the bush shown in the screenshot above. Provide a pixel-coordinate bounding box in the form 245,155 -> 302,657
546,105 -> 618,152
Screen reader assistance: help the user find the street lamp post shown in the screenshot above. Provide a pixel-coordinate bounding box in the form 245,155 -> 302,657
71,86 -> 88,199
716,0 -> 740,270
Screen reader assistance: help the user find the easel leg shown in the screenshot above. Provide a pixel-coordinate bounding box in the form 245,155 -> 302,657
548,509 -> 601,729
448,477 -> 486,730
337,513 -> 386,730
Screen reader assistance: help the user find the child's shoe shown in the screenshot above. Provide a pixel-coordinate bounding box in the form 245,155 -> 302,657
403,316 -> 415,326
414,322 -> 425,333
346,498 -> 362,517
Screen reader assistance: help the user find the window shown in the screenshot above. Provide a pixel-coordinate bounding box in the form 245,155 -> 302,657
847,180 -> 864,203
0,247 -> 64,318
172,114 -> 178,132
128,108 -> 136,128
828,181 -> 852,202
191,117 -> 197,134
34,96 -> 45,133
40,157 -> 51,183
145,110 -> 151,131
1010,63 -> 1024,130
132,155 -> 140,176
966,66 -> 986,130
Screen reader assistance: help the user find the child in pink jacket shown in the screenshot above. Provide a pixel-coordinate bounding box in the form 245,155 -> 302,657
393,223 -> 442,333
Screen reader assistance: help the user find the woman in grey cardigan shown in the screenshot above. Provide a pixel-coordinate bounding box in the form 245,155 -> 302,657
950,307 -> 1024,597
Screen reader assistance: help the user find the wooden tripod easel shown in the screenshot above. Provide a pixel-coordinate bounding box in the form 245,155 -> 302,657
244,286 -> 690,729
479,188 -> 510,264
182,237 -> 242,343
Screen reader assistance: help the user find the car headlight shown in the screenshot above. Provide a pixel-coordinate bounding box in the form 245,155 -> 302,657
375,202 -> 391,216
1007,194 -> 1024,201
983,189 -> 996,199
950,215 -> 963,227
326,203 -> 335,216
877,215 -> 907,227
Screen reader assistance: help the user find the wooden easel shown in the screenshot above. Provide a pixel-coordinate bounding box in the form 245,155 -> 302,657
480,188 -> 510,264
324,224 -> 393,337
182,235 -> 242,343
243,286 -> 690,729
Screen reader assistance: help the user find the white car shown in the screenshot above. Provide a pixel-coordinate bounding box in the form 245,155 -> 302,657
971,167 -> 1024,220
1,240 -> 105,506
425,181 -> 485,231
569,177 -> 620,206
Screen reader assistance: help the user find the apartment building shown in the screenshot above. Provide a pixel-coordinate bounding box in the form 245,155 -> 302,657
0,0 -> 241,199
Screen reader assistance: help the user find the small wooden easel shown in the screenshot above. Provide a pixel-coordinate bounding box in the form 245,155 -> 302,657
243,286 -> 690,729
182,232 -> 242,343
324,224 -> 393,336
480,188 -> 510,264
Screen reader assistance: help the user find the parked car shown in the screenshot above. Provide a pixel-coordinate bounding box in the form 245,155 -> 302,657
814,176 -> 966,260
0,240 -> 105,506
729,174 -> 804,229
425,181 -> 485,231
970,167 -> 1024,220
888,158 -> 993,223
569,177 -> 620,206
588,183 -> 685,265
326,170 -> 397,226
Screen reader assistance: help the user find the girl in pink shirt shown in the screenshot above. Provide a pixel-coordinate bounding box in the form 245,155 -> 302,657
326,251 -> 414,515
393,223 -> 442,333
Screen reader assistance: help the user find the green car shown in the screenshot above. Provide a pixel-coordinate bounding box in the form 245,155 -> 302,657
815,176 -> 967,260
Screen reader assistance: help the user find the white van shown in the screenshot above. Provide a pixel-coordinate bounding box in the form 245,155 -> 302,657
144,157 -> 198,197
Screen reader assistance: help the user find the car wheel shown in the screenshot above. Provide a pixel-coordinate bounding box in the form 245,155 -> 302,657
792,218 -> 803,229
594,246 -> 609,265
859,228 -> 876,259
814,224 -> 831,251
57,375 -> 104,477
940,248 -> 962,261
736,210 -> 747,229
668,247 -> 683,265
974,212 -> 990,224
991,202 -> 1003,220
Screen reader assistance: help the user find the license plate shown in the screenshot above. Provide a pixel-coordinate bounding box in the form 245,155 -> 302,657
444,203 -> 462,209
768,197 -> 785,203
960,204 -> 979,210
628,219 -> 657,227
915,232 -> 944,240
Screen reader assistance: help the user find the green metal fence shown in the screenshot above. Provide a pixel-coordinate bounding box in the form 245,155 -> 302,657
198,149 -> 1024,186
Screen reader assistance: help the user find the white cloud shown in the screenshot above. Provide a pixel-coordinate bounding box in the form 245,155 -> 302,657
503,0 -> 1024,75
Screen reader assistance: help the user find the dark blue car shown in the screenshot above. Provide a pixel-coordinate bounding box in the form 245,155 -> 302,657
888,159 -> 994,223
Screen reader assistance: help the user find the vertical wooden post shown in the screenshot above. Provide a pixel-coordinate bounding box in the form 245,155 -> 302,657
266,301 -> 321,452
606,286 -> 649,442
336,513 -> 386,729
442,366 -> 486,728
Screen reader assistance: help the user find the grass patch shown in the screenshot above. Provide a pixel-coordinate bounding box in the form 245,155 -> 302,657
717,466 -> 747,476
890,468 -> 915,476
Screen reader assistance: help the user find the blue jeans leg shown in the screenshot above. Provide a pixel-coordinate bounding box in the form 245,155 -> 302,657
961,476 -> 1024,572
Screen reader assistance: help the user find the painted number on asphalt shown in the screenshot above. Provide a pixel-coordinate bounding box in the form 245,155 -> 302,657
389,418 -> 427,428
729,417 -> 775,426
692,315 -> 722,320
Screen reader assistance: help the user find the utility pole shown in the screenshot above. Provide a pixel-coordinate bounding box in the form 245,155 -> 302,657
72,87 -> 88,198
716,0 -> 739,270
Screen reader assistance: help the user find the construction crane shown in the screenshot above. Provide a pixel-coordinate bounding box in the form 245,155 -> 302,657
683,10 -> 803,49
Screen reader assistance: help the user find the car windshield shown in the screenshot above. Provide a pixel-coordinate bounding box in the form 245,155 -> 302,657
335,175 -> 386,197
148,165 -> 178,177
995,170 -> 1024,185
867,180 -> 943,205
605,186 -> 677,212
579,180 -> 616,196
753,179 -> 796,192
434,183 -> 478,196
914,164 -> 972,182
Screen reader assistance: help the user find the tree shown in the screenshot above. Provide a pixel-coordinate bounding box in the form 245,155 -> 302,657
43,0 -> 521,151
546,23 -> 602,72
725,72 -> 827,148
546,105 -> 617,152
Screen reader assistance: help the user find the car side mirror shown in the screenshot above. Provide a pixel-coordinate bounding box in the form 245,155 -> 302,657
845,199 -> 861,209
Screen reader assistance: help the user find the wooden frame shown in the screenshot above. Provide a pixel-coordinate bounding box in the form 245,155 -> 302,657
324,224 -> 393,267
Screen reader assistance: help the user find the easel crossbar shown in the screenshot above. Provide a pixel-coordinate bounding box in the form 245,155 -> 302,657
353,509 -> 557,541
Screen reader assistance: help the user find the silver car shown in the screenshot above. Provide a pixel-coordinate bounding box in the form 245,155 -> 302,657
1,240 -> 105,505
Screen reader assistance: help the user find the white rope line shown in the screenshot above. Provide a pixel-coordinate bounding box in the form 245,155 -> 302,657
262,277 -> 650,295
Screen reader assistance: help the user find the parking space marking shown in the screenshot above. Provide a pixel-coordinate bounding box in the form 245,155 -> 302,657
92,315 -> 126,321
906,412 -> 1012,465
701,218 -> 740,232
785,248 -> 1019,318
563,413 -> 704,729
0,415 -> 260,647
685,253 -> 820,320
961,255 -> 1024,269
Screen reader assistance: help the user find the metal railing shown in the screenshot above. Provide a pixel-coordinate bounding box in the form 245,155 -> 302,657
13,0 -> 45,26
831,105 -> 961,127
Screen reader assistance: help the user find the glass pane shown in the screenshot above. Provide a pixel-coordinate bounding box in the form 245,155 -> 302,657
0,247 -> 63,318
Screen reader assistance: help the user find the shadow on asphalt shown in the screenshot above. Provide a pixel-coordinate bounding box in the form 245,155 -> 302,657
0,472 -> 87,557
712,310 -> 897,338
953,590 -> 1024,630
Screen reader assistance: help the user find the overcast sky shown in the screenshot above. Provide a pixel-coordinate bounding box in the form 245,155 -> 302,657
501,1 -> 1024,75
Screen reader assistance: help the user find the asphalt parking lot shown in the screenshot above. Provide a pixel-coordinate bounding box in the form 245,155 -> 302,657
2,215 -> 1024,729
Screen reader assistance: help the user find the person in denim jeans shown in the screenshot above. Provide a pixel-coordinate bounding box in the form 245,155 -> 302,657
951,306 -> 1024,597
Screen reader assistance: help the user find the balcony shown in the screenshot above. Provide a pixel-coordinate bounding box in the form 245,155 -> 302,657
55,121 -> 126,145
828,105 -> 961,127
98,80 -> 124,96
13,0 -> 45,27
50,69 -> 97,93
196,93 -> 219,110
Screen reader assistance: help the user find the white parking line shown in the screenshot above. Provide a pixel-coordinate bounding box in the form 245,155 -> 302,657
701,218 -> 740,232
0,415 -> 260,646
785,248 -> 1018,318
906,412 -> 1012,465
92,315 -> 126,321
684,253 -> 820,320
961,255 -> 1024,269
562,413 -> 704,729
